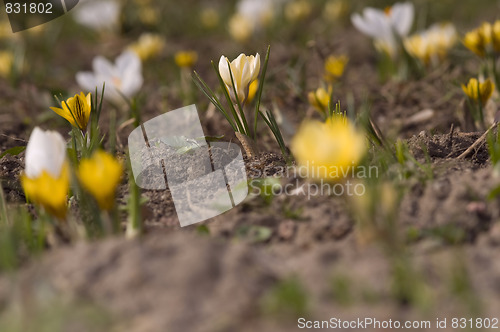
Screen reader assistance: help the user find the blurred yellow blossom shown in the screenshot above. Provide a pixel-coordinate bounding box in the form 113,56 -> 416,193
323,0 -> 349,21
133,0 -> 152,5
21,127 -> 69,220
175,51 -> 198,68
462,78 -> 495,105
228,13 -> 253,42
200,8 -> 220,29
463,21 -> 500,57
324,55 -> 348,82
291,118 -> 366,182
129,33 -> 165,61
78,151 -> 123,211
404,23 -> 457,66
0,21 -> 14,40
308,86 -> 332,114
139,6 -> 159,25
0,51 -> 14,77
285,0 -> 312,22
50,92 -> 92,132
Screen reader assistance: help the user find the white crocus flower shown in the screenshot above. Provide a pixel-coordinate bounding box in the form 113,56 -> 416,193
76,51 -> 143,105
24,127 -> 66,179
229,0 -> 285,41
351,2 -> 414,58
237,0 -> 276,27
218,53 -> 261,103
73,0 -> 121,31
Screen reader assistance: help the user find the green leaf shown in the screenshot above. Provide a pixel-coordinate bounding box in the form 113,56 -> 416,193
196,224 -> 210,235
236,225 -> 272,243
254,45 -> 271,139
0,146 -> 26,159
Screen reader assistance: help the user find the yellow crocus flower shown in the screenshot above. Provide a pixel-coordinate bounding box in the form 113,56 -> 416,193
464,22 -> 495,57
308,86 -> 332,114
324,55 -> 348,82
78,151 -> 123,211
174,51 -> 198,69
21,127 -> 69,220
291,118 -> 366,182
22,166 -> 69,220
50,92 -> 92,132
462,78 -> 495,105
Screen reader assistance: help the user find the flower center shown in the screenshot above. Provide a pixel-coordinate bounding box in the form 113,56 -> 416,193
384,6 -> 392,16
112,76 -> 122,89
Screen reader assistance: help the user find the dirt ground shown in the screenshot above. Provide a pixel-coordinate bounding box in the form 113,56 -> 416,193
1,4 -> 500,331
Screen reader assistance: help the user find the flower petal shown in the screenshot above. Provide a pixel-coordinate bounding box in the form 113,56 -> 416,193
218,56 -> 232,87
390,2 -> 414,36
25,127 -> 67,179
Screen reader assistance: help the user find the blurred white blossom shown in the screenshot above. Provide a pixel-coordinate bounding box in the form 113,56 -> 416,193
73,0 -> 121,31
76,51 -> 143,105
351,2 -> 414,58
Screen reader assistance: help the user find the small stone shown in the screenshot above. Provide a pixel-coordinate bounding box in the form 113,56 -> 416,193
278,220 -> 296,240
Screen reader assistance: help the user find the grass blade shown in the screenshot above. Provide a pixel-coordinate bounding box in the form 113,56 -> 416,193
254,45 -> 271,139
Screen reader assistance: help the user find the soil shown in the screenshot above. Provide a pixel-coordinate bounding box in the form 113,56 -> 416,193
1,15 -> 500,332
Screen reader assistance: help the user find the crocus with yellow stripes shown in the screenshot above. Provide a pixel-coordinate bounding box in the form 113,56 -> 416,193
21,127 -> 69,220
462,78 -> 495,105
50,92 -> 92,132
78,150 -> 123,211
291,118 -> 366,182
219,53 -> 261,103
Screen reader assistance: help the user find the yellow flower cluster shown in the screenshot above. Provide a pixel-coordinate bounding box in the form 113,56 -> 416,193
462,78 -> 495,105
404,23 -> 457,66
463,21 -> 500,57
24,92 -> 125,219
291,117 -> 366,182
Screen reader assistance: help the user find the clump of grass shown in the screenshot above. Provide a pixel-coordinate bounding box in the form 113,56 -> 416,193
330,275 -> 353,307
261,277 -> 309,318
